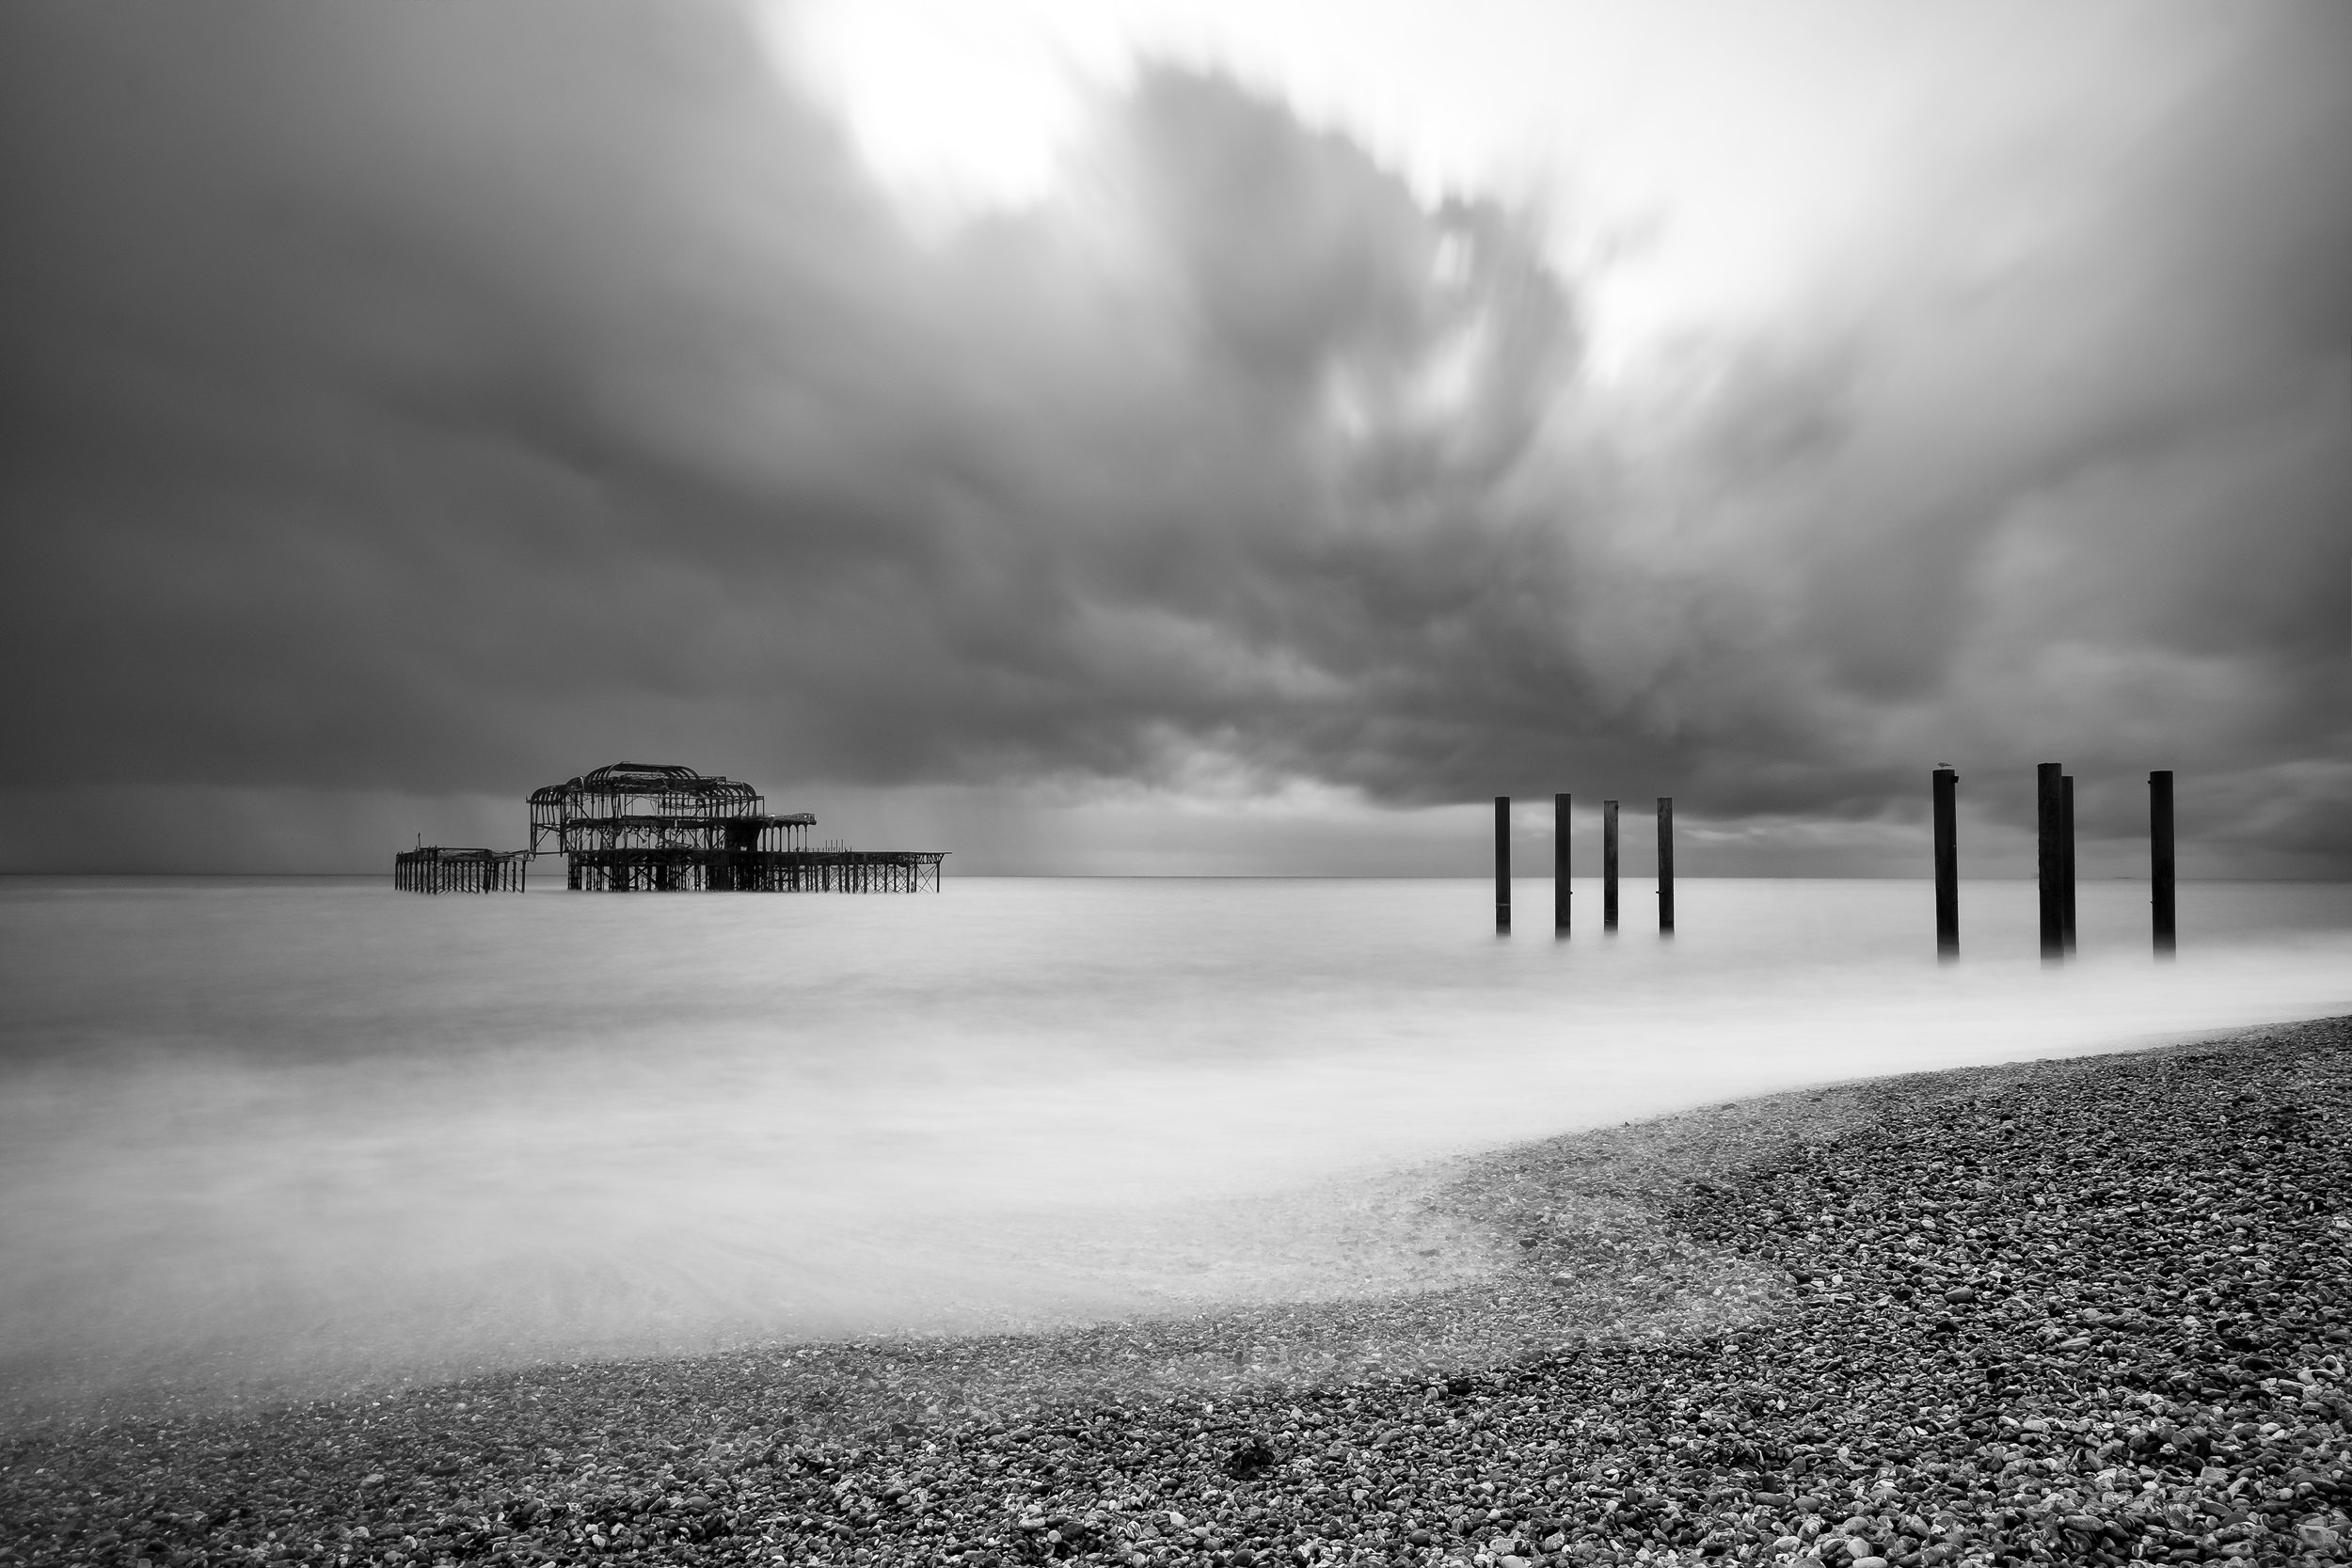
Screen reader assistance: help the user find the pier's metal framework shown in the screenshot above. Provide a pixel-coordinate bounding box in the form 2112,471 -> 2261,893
559,846 -> 944,893
395,761 -> 945,893
529,761 -> 814,858
532,761 -> 941,893
393,846 -> 531,894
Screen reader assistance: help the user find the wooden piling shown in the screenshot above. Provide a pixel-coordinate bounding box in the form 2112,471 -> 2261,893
1495,796 -> 1511,932
2151,769 -> 2176,957
2036,763 -> 2065,961
1602,800 -> 1620,931
1553,793 -> 1570,932
1931,768 -> 1959,960
1655,798 -> 1675,934
2061,773 -> 2078,956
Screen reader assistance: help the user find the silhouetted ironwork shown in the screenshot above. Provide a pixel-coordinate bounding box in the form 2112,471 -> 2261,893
528,762 -> 942,894
393,847 -> 529,894
529,761 -> 810,857
562,847 -> 942,893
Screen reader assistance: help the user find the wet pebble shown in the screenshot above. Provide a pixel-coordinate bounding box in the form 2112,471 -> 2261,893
3,1018 -> 2347,1567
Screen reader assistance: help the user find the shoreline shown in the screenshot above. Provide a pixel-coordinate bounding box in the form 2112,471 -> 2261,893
4,1018 -> 2347,1566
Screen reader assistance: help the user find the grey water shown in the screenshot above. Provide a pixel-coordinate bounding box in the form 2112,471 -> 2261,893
3,874 -> 2347,1425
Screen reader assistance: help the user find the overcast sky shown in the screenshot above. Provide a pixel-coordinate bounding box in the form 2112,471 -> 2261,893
3,0 -> 2346,875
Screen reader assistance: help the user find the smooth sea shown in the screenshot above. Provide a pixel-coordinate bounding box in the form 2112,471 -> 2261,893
3,874 -> 2347,1423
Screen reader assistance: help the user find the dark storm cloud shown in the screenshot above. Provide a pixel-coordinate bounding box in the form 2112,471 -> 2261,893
2,1 -> 2346,868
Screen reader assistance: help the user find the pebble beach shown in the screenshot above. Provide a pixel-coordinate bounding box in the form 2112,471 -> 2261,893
4,1016 -> 2347,1568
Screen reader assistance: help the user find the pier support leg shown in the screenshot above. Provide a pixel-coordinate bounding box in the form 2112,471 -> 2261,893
1932,768 -> 1959,960
1494,796 -> 1510,933
1553,793 -> 1570,933
2151,769 -> 2176,958
1602,800 -> 1619,931
2037,763 -> 2066,962
2061,774 -> 2078,956
1656,797 -> 1675,935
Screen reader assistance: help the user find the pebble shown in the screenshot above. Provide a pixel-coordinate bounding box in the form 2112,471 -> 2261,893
3,1017 -> 2347,1567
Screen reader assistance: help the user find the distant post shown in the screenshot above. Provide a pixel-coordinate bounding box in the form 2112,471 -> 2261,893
2151,769 -> 2176,957
2036,763 -> 2065,961
1932,767 -> 1958,960
1553,793 -> 1571,933
1494,796 -> 1511,933
1656,799 -> 1675,930
1602,800 -> 1620,930
2061,773 -> 2078,956
1656,798 -> 1675,934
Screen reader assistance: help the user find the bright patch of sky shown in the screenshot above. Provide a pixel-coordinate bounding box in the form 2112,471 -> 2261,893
760,0 -> 2214,379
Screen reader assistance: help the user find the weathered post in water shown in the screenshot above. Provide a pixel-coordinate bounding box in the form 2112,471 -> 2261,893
1932,767 -> 1959,960
2151,769 -> 2176,957
1602,800 -> 1620,930
2061,773 -> 2078,956
1553,793 -> 1571,932
1656,798 -> 1675,934
1495,796 -> 1511,932
2036,763 -> 2066,961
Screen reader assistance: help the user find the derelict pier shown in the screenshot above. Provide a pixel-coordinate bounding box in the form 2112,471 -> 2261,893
394,761 -> 945,893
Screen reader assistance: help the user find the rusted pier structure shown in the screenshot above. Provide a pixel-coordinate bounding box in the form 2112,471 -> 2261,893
529,762 -> 944,893
563,847 -> 944,893
393,846 -> 530,894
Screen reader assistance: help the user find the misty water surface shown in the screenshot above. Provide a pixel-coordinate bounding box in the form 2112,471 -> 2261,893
2,874 -> 2347,1422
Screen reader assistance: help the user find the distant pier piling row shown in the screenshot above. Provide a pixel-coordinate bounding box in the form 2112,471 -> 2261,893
565,848 -> 943,894
1486,791 -> 1658,935
392,847 -> 529,894
1986,761 -> 2175,959
1492,766 -> 2182,956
